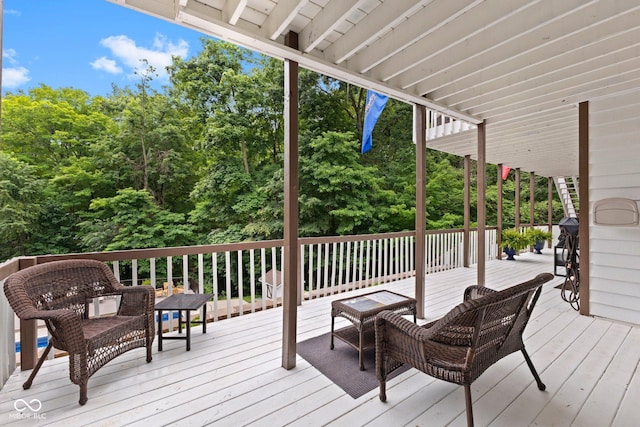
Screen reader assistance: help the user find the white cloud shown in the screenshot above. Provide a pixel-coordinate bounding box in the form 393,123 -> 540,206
3,48 -> 19,65
2,66 -> 31,88
95,33 -> 189,80
90,57 -> 123,74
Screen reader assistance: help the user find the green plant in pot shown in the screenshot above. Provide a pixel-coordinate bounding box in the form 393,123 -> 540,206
500,228 -> 529,260
527,228 -> 553,254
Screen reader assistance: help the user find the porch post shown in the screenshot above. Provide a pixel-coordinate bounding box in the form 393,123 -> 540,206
463,155 -> 470,267
414,105 -> 426,319
282,32 -> 299,370
578,101 -> 590,316
548,177 -> 553,248
497,164 -> 504,259
477,121 -> 486,286
530,171 -> 535,228
515,168 -> 521,229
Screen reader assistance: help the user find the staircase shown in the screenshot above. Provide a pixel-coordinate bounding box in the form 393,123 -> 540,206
554,176 -> 579,217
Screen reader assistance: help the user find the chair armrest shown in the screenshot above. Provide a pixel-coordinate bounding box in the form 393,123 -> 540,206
117,286 -> 155,316
376,310 -> 437,362
463,285 -> 498,301
18,308 -> 86,354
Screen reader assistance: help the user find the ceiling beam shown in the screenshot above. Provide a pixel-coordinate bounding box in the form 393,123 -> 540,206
322,0 -> 428,64
299,0 -> 364,53
416,0 -> 640,99
439,28 -> 640,109
223,0 -> 247,25
372,0 -> 529,83
393,0 -> 545,90
262,0 -> 309,41
348,0 -> 480,74
175,6 -> 482,124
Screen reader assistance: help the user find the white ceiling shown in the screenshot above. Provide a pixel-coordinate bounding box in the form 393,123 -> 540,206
109,0 -> 640,177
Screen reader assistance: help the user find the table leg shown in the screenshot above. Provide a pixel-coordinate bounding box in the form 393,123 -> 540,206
202,304 -> 207,334
157,310 -> 163,351
178,310 -> 183,333
186,310 -> 191,351
330,316 -> 335,350
359,326 -> 365,371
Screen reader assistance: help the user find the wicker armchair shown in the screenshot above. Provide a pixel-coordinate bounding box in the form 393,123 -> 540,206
375,272 -> 553,427
3,259 -> 155,405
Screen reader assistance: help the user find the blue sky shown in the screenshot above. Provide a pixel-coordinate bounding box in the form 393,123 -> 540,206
2,0 -> 210,96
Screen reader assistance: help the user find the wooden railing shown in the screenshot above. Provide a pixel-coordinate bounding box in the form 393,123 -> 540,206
1,227 -> 499,385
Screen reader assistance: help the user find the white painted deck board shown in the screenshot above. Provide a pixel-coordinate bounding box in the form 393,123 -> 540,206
2,252 -> 640,426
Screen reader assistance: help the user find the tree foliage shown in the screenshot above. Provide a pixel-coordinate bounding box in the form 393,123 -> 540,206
0,39 -> 564,263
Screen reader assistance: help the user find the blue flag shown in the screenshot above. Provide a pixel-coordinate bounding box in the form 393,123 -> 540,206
361,90 -> 388,153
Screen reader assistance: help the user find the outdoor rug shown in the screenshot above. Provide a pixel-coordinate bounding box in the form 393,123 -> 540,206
297,331 -> 410,399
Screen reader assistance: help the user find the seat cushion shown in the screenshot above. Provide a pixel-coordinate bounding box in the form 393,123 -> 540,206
82,316 -> 147,353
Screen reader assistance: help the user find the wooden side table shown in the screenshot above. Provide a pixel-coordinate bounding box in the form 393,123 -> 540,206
155,293 -> 213,351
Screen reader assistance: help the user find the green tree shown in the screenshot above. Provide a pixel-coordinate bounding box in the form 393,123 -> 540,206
77,188 -> 196,252
0,154 -> 44,260
1,85 -> 114,177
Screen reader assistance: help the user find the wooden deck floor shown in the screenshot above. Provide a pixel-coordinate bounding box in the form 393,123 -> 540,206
2,252 -> 640,426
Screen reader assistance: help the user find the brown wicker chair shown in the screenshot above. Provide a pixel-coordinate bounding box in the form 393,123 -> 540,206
375,272 -> 553,427
3,259 -> 155,405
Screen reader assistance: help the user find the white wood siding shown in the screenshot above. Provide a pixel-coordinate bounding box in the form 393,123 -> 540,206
590,91 -> 640,324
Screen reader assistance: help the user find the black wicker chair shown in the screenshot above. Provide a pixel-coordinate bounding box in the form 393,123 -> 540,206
3,259 -> 155,405
375,272 -> 553,427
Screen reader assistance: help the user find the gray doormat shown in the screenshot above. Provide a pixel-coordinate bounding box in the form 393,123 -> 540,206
297,332 -> 410,399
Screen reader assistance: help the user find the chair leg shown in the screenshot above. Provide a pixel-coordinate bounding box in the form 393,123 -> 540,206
146,332 -> 153,363
522,348 -> 546,391
79,382 -> 88,405
379,381 -> 387,402
23,342 -> 53,390
464,384 -> 474,427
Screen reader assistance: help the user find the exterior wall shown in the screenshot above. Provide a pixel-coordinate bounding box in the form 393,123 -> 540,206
589,90 -> 640,324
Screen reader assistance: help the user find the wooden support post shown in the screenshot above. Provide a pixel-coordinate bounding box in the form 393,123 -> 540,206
497,164 -> 504,259
530,171 -> 535,227
515,168 -> 521,229
414,105 -> 426,319
548,177 -> 553,248
578,101 -> 590,316
282,31 -> 299,370
463,155 -> 470,267
530,171 -> 535,251
477,121 -> 486,287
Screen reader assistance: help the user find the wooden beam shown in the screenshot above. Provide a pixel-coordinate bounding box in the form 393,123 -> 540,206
497,164 -> 503,259
578,101 -> 590,316
282,31 -> 299,370
463,155 -> 470,267
548,177 -> 553,248
414,104 -> 426,319
477,121 -> 486,286
530,171 -> 535,227
515,168 -> 521,229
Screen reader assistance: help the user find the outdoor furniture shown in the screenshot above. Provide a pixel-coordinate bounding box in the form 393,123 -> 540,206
155,293 -> 213,351
3,259 -> 155,405
375,272 -> 554,427
331,290 -> 417,370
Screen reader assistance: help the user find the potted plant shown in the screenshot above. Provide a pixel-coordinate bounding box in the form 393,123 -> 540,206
527,228 -> 553,254
500,228 -> 529,260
